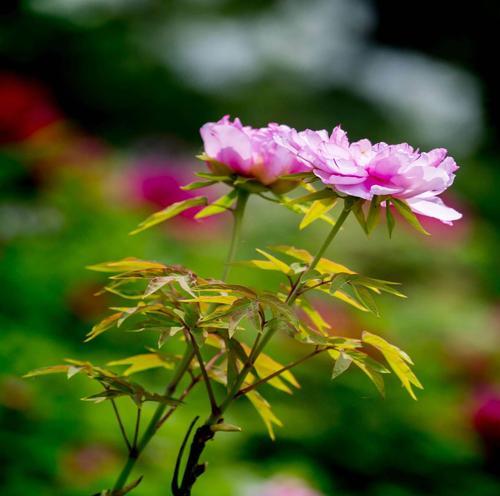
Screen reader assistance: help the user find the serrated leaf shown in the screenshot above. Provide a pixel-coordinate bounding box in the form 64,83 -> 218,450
130,197 -> 207,235
391,198 -> 430,236
194,190 -> 238,219
300,197 -> 338,229
362,331 -> 423,400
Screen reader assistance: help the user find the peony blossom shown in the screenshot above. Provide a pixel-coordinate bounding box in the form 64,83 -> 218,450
280,126 -> 462,224
200,116 -> 309,185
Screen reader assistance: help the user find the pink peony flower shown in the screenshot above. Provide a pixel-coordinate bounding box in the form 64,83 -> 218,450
200,116 -> 309,185
281,126 -> 462,225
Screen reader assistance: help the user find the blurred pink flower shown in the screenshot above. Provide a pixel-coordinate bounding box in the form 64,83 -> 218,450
472,389 -> 500,449
128,159 -> 194,212
253,476 -> 323,496
281,126 -> 462,224
200,116 -> 309,185
0,73 -> 62,144
124,156 -> 222,238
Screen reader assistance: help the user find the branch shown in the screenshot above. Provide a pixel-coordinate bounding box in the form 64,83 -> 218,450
172,416 -> 200,496
185,329 -> 219,416
110,398 -> 132,452
236,346 -> 330,397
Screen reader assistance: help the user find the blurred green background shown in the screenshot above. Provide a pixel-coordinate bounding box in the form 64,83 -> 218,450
1,1 -> 500,495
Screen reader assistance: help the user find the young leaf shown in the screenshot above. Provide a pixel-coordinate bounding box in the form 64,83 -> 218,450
194,190 -> 238,219
246,390 -> 283,441
130,197 -> 207,235
351,200 -> 368,234
107,353 -> 175,376
289,189 -> 336,205
331,352 -> 353,379
352,286 -> 379,316
181,180 -> 219,191
391,198 -> 430,236
87,258 -> 166,273
300,197 -> 338,229
85,312 -> 123,342
366,196 -> 381,234
362,331 -> 423,400
385,200 -> 396,238
255,249 -> 291,275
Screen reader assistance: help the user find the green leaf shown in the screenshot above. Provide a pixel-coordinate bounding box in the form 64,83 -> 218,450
210,423 -> 242,433
289,189 -> 336,205
130,197 -> 207,235
300,197 -> 338,229
351,200 -> 368,234
87,258 -> 166,273
366,197 -> 381,234
329,273 -> 357,294
85,312 -> 123,342
362,331 -> 423,400
391,198 -> 430,236
352,286 -> 379,316
181,180 -> 219,190
385,200 -> 396,238
331,352 -> 353,379
194,190 -> 238,219
107,353 -> 175,376
24,365 -> 70,378
255,249 -> 292,275
246,390 -> 283,440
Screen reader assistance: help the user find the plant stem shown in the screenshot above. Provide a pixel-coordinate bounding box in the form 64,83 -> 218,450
110,398 -> 132,452
172,203 -> 352,495
287,204 -> 351,304
221,189 -> 249,281
112,346 -> 194,491
236,346 -> 330,397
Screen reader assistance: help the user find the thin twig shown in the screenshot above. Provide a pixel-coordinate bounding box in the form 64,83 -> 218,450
110,398 -> 132,452
185,329 -> 219,416
132,406 -> 142,452
236,346 -> 330,397
157,350 -> 225,430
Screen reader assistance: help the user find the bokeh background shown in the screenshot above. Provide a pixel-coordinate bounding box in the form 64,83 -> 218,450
1,1 -> 500,495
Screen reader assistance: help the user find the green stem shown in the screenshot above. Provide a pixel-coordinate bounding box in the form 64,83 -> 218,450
112,347 -> 195,491
112,189 -> 250,492
221,189 -> 249,281
287,205 -> 351,304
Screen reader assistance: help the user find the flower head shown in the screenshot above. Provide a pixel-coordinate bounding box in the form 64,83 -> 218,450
200,116 -> 309,186
283,126 -> 462,224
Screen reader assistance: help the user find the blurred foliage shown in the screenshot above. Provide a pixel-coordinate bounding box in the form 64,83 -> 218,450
1,1 -> 500,495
